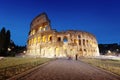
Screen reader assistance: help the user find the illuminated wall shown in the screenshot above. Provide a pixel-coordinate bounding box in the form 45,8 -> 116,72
27,12 -> 99,58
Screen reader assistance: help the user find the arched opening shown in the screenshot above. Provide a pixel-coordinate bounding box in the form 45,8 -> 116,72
86,40 -> 89,46
34,37 -> 37,44
37,36 -> 40,43
42,36 -> 46,42
78,35 -> 81,39
41,27 -> 44,31
83,39 -> 85,46
63,36 -> 68,42
50,36 -> 52,41
57,37 -> 61,42
84,49 -> 86,52
74,39 -> 78,44
48,35 -> 52,42
86,40 -> 88,43
39,27 -> 42,31
32,29 -> 36,35
80,48 -> 82,51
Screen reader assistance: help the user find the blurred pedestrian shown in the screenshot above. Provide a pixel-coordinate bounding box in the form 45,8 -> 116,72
75,54 -> 78,60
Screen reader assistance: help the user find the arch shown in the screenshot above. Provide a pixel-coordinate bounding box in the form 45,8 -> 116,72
49,36 -> 52,41
42,35 -> 46,42
39,27 -> 42,31
43,27 -> 46,31
74,39 -> 78,44
34,37 -> 37,44
79,40 -> 81,45
63,36 -> 68,42
86,40 -> 88,43
86,40 -> 89,46
84,49 -> 86,52
37,36 -> 40,43
83,39 -> 85,46
41,27 -> 44,31
57,37 -> 61,42
78,35 -> 81,39
80,48 -> 82,51
48,35 -> 52,41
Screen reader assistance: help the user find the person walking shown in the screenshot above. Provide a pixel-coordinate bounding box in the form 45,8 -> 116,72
75,54 -> 78,60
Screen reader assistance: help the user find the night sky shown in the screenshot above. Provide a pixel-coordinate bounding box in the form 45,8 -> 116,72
0,0 -> 120,46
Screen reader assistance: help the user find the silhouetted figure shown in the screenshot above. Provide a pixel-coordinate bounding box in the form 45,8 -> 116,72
75,54 -> 78,60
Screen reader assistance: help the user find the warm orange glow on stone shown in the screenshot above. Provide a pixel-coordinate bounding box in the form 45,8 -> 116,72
48,35 -> 52,41
37,36 -> 40,43
42,36 -> 46,42
34,37 -> 37,44
26,13 -> 100,58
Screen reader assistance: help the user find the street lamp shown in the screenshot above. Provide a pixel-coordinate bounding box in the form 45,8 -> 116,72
8,48 -> 11,51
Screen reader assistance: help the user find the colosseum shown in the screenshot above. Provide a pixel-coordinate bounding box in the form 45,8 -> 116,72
27,12 -> 99,58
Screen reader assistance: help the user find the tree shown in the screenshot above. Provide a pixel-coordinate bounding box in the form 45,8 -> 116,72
0,27 -> 6,56
6,30 -> 11,48
0,27 -> 12,56
0,27 -> 26,56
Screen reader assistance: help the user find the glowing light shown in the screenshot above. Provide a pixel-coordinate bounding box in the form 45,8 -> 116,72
56,47 -> 59,56
48,35 -> 52,41
108,50 -> 111,53
8,48 -> 11,51
37,36 -> 40,43
34,37 -> 37,44
32,30 -> 35,35
74,39 -> 78,44
43,27 -> 46,31
23,51 -> 26,53
39,27 -> 42,31
42,36 -> 46,42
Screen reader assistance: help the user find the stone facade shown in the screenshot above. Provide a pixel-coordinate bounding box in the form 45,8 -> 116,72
27,13 -> 99,58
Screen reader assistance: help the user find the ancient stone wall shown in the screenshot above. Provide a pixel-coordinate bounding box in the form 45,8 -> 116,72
27,13 -> 99,58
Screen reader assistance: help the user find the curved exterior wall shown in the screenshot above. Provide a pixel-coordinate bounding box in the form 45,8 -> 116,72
27,13 -> 99,58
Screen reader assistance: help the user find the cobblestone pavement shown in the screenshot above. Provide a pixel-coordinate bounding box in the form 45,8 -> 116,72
18,59 -> 120,80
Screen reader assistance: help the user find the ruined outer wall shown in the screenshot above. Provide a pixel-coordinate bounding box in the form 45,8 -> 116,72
27,13 -> 99,58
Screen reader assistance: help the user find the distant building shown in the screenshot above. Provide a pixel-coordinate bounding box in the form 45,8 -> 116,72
26,13 -> 99,58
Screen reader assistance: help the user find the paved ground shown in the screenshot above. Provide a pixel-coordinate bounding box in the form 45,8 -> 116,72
17,59 -> 120,80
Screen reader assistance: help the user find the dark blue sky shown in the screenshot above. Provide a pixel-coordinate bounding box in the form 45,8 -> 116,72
0,0 -> 120,46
